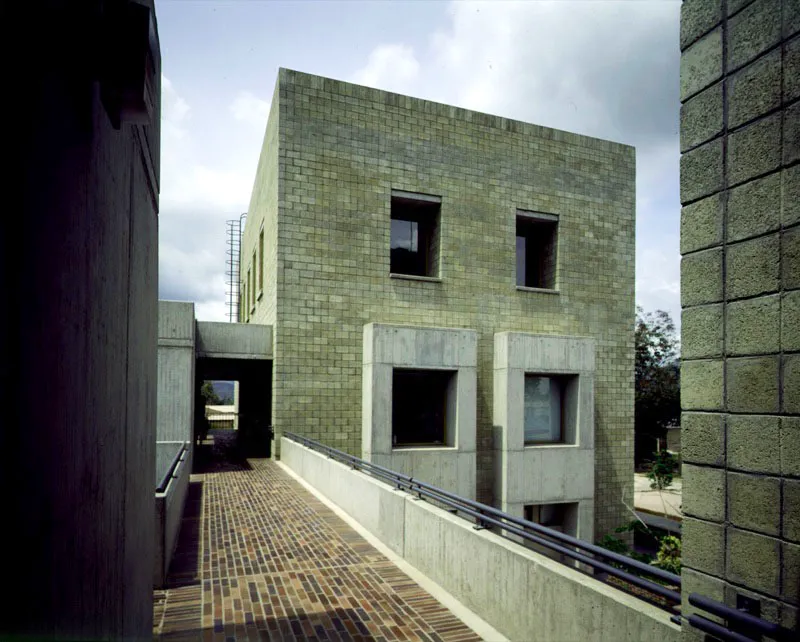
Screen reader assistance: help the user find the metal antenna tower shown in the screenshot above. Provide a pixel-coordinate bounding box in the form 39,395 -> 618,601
225,213 -> 247,322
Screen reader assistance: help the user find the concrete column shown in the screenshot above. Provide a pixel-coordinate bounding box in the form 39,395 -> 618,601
1,1 -> 160,638
679,0 -> 798,634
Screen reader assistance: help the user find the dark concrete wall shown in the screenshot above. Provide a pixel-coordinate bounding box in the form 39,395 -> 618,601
679,0 -> 798,636
1,0 -> 160,638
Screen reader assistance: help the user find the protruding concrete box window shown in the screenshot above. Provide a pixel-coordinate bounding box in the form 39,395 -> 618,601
494,332 -> 595,541
363,323 -> 477,498
516,210 -> 558,290
390,190 -> 441,278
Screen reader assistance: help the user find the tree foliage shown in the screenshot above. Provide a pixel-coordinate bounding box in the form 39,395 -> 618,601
200,380 -> 222,406
635,307 -> 680,464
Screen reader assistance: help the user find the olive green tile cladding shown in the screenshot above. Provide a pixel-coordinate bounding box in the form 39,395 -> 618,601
242,68 -> 635,539
679,0 -> 799,637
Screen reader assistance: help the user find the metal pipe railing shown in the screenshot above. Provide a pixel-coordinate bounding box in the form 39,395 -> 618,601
156,442 -> 187,494
283,432 -> 680,609
687,593 -> 796,642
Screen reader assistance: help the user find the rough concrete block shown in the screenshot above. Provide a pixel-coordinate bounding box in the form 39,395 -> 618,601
726,356 -> 780,413
727,49 -> 782,128
784,479 -> 800,542
681,0 -> 722,50
680,193 -> 723,253
781,605 -> 799,636
681,28 -> 723,101
683,517 -> 725,576
727,471 -> 781,535
784,164 -> 800,226
785,102 -> 800,164
782,417 -> 800,477
726,234 -> 780,300
782,541 -> 800,602
787,0 -> 800,38
681,569 -> 726,624
682,304 -> 723,359
681,412 -> 724,466
784,291 -> 800,354
680,139 -> 724,203
681,359 -> 724,411
783,354 -> 800,414
784,225 -> 800,290
727,528 -> 781,596
726,171 -> 781,242
681,247 -> 723,306
727,0 -> 781,70
729,0 -> 757,15
680,83 -> 723,152
726,295 -> 780,355
683,464 -> 725,521
728,414 -> 781,474
785,35 -> 800,102
727,113 -> 782,186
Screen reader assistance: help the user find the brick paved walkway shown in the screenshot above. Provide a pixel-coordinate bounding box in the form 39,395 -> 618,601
154,456 -> 483,642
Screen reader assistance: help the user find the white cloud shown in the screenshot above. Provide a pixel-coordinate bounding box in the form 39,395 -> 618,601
636,247 -> 681,323
230,91 -> 270,129
352,44 -> 420,93
161,75 -> 191,139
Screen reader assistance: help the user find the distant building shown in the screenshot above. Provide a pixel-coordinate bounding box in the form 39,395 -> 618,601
234,69 -> 636,540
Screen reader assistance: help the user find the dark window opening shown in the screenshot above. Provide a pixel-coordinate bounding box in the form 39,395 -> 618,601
516,213 -> 558,289
392,369 -> 455,447
390,194 -> 441,277
524,503 -> 568,531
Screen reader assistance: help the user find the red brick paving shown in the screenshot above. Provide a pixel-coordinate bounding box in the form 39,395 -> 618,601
154,458 -> 483,641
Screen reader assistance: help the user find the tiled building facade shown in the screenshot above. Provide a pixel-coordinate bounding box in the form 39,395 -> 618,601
241,69 -> 635,538
679,0 -> 799,635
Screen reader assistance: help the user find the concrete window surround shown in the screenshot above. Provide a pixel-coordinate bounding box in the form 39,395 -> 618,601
493,332 -> 596,540
362,323 -> 477,499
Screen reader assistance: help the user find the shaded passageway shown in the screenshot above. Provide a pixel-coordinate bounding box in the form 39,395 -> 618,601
154,459 -> 483,641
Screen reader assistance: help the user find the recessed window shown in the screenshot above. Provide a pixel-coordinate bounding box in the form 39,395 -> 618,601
523,502 -> 579,561
523,375 -> 577,444
258,228 -> 264,293
392,368 -> 456,447
251,251 -> 257,307
390,191 -> 441,277
516,212 -> 558,289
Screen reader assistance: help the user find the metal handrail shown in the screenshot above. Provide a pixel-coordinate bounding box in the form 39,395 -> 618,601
686,593 -> 796,642
283,431 -> 681,610
156,442 -> 187,493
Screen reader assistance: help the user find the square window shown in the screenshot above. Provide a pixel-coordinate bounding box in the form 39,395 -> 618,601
392,368 -> 456,447
524,503 -> 570,531
523,375 -> 577,444
516,212 -> 558,289
390,192 -> 441,277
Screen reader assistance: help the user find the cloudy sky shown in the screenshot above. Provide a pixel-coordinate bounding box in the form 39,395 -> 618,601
157,0 -> 681,323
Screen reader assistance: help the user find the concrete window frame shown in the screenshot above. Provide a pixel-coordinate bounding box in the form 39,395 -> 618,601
493,332 -> 595,540
362,322 -> 478,499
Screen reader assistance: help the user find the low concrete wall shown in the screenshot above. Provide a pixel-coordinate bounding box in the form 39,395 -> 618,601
281,437 -> 680,642
154,445 -> 191,588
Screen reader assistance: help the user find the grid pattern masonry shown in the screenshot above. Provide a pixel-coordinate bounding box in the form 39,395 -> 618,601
241,68 -> 636,538
678,0 -> 799,635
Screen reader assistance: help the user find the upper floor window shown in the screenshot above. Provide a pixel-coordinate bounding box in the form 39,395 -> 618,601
517,211 -> 558,289
523,374 -> 577,444
258,228 -> 265,294
390,191 -> 441,277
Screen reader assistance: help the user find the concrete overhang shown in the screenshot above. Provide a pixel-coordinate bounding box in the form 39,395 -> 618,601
195,321 -> 272,360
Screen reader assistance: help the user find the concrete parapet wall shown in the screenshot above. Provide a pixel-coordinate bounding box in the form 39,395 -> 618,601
154,446 -> 191,589
195,321 -> 273,359
281,437 -> 680,642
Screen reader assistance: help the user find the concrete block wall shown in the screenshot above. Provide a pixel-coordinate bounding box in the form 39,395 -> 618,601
244,68 -> 636,537
679,0 -> 799,634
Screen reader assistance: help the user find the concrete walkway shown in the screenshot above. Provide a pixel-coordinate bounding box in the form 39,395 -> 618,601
633,473 -> 682,520
153,455 -> 483,642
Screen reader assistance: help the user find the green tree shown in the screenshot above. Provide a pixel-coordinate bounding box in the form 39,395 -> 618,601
200,380 -> 222,406
635,307 -> 680,465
